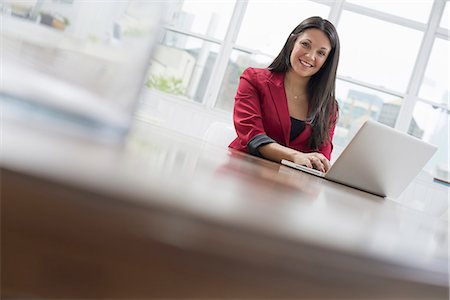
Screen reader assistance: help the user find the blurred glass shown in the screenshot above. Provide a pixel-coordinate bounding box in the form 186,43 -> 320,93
215,49 -> 274,111
410,101 -> 449,180
147,31 -> 221,103
440,2 -> 449,29
163,0 -> 235,40
334,80 -> 404,147
338,11 -> 423,93
1,0 -> 164,138
236,1 -> 330,55
419,38 -> 449,105
346,0 -> 432,23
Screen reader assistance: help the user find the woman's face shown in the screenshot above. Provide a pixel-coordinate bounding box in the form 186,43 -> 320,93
289,28 -> 331,78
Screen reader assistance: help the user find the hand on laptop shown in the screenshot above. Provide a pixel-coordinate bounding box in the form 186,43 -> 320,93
292,152 -> 331,173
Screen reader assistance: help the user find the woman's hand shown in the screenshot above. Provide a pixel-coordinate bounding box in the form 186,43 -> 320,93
257,143 -> 331,173
292,152 -> 331,173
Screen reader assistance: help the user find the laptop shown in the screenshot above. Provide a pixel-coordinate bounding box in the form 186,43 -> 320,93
1,2 -> 165,143
281,120 -> 437,198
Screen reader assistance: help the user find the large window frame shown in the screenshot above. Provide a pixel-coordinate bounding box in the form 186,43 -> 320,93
155,0 -> 449,134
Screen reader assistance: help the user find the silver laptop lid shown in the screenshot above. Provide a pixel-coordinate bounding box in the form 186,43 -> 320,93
1,1 -> 165,142
326,120 -> 437,198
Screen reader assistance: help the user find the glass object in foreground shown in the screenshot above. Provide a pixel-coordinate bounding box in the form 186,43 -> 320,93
1,1 -> 164,140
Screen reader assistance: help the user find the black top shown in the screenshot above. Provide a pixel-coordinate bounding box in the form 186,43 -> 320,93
290,117 -> 306,141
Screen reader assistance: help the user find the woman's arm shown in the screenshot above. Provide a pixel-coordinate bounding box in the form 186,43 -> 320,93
259,143 -> 331,172
233,68 -> 267,149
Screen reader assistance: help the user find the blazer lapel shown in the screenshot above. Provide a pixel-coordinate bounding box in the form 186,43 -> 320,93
267,72 -> 290,145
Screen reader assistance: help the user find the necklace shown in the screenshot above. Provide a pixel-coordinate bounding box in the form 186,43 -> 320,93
284,75 -> 308,101
286,86 -> 303,101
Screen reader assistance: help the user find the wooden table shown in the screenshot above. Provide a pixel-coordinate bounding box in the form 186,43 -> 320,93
1,121 -> 448,299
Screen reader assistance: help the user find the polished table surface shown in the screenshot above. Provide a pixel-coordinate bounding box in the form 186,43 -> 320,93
1,120 -> 449,299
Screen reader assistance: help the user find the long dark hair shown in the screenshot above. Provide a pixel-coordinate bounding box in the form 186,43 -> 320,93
268,16 -> 340,150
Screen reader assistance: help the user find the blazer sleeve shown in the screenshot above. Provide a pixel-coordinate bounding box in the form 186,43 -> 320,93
233,68 -> 273,152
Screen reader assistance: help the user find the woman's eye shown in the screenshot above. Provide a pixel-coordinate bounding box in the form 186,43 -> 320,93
301,41 -> 309,47
319,51 -> 326,57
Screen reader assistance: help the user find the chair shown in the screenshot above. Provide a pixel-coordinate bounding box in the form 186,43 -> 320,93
202,121 -> 236,148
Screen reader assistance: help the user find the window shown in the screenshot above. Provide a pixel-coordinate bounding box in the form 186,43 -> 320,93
410,102 -> 449,178
146,0 -> 235,102
414,36 -> 449,179
214,1 -> 330,112
216,49 -> 273,111
440,1 -> 449,29
337,11 -> 423,93
148,32 -> 221,102
164,1 -> 235,40
235,1 -> 329,55
418,38 -> 449,104
346,0 -> 433,23
334,80 -> 402,147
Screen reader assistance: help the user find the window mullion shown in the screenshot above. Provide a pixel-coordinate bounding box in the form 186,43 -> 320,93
395,0 -> 446,132
327,0 -> 344,25
337,75 -> 405,98
202,0 -> 248,109
342,2 -> 427,31
163,26 -> 224,44
436,27 -> 450,40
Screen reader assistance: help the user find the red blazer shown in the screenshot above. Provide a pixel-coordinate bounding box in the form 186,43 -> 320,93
229,67 -> 335,160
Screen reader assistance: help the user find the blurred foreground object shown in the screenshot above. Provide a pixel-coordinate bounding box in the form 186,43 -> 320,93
1,0 -> 165,143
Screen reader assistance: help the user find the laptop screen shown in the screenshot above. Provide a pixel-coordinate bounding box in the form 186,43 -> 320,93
1,1 -> 165,142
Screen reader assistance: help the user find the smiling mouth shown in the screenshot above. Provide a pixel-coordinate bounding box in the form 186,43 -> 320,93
300,59 -> 313,68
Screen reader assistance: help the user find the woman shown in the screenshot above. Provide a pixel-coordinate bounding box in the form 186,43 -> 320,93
229,16 -> 340,173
